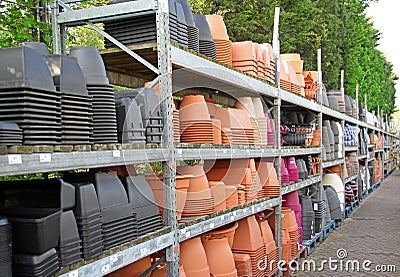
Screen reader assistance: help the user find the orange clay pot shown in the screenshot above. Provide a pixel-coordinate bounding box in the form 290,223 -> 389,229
180,237 -> 210,277
205,221 -> 238,248
201,237 -> 237,277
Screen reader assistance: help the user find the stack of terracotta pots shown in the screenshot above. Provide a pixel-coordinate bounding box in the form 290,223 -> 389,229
235,97 -> 268,145
240,159 -> 263,203
255,44 -> 266,79
177,165 -> 215,216
180,237 -> 211,276
205,15 -> 232,66
261,43 -> 275,83
146,174 -> 191,220
279,60 -> 291,91
214,108 -> 255,145
233,253 -> 252,277
302,71 -> 319,100
257,219 -> 278,276
179,95 -> 214,144
265,113 -> 275,146
311,129 -> 321,146
232,41 -> 258,77
281,53 -> 305,96
173,101 -> 180,142
208,181 -> 227,211
232,216 -> 266,277
255,160 -> 280,197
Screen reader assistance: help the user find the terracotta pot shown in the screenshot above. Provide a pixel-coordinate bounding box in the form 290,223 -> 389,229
180,237 -> 210,277
108,256 -> 151,277
225,185 -> 238,208
232,41 -> 256,61
212,119 -> 222,144
233,253 -> 252,277
282,229 -> 291,263
206,221 -> 238,248
150,264 -> 186,277
201,237 -> 237,277
232,215 -> 264,252
205,14 -> 229,41
208,181 -> 226,211
177,165 -> 209,193
281,207 -> 298,232
252,98 -> 265,118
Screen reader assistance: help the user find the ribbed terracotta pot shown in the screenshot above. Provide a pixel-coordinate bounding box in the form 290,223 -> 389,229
205,221 -> 238,248
180,237 -> 210,277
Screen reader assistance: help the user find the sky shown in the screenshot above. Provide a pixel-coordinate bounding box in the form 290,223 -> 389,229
366,0 -> 400,108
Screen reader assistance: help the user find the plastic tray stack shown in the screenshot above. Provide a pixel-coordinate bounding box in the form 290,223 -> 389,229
115,98 -> 146,144
59,211 -> 83,266
12,248 -> 60,277
0,46 -> 62,145
44,55 -> 93,145
193,14 -> 216,59
0,217 -> 12,277
300,196 -> 315,240
73,183 -> 104,260
70,46 -> 117,144
178,0 -> 199,52
0,122 -> 23,146
312,200 -> 325,233
122,175 -> 164,236
104,0 -> 189,49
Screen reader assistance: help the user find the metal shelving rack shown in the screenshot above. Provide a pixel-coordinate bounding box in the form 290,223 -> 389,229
0,1 -> 396,276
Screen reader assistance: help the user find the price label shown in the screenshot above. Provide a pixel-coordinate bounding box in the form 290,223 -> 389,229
314,203 -> 318,210
177,149 -> 183,154
209,223 -> 215,229
230,216 -> 234,221
112,150 -> 121,157
185,231 -> 191,238
110,254 -> 118,263
8,154 -> 22,165
233,211 -> 237,216
243,208 -> 248,213
69,270 -> 78,277
257,207 -> 261,212
39,153 -> 51,163
223,149 -> 227,154
101,264 -> 110,274
221,215 -> 225,220
252,206 -> 255,213
180,229 -> 186,235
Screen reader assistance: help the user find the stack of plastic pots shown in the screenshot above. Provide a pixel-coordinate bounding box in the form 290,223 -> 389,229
232,216 -> 266,277
322,189 -> 332,224
265,113 -> 275,146
193,14 -> 216,59
302,71 -> 317,100
281,158 -> 290,184
70,46 -> 118,144
281,53 -> 304,95
327,90 -> 345,113
323,173 -> 345,212
300,196 -> 315,240
286,157 -> 299,183
283,191 -> 303,243
115,98 -> 146,144
175,1 -> 189,48
324,186 -> 343,221
330,120 -> 343,159
178,0 -> 199,52
44,54 -> 93,145
257,219 -> 278,276
116,88 -> 163,144
0,217 -> 12,276
180,237 -> 211,276
296,158 -> 308,180
312,199 -> 326,233
206,15 -> 232,66
0,46 -> 62,145
178,165 -> 215,216
72,183 -> 104,260
0,122 -> 23,146
232,41 -> 257,77
122,175 -> 164,237
179,95 -> 214,144
173,101 -> 180,142
59,211 -> 83,266
344,95 -> 353,116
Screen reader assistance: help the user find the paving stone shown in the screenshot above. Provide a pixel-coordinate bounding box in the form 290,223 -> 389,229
294,170 -> 400,276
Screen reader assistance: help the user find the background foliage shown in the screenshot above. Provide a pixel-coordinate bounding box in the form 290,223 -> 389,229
0,0 -> 397,116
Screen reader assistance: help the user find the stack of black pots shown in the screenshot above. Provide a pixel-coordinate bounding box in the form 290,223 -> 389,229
193,14 -> 216,59
0,46 -> 62,145
70,46 -> 118,144
115,98 -> 146,144
0,217 -> 12,276
312,200 -> 326,233
122,175 -> 163,237
296,158 -> 308,180
0,122 -> 23,146
300,196 -> 315,240
73,183 -> 104,260
178,0 -> 200,52
324,186 -> 343,220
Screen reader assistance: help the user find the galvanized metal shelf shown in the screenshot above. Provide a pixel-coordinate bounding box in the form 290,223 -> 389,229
344,146 -> 358,152
358,154 -> 367,160
178,197 -> 280,242
281,175 -> 322,195
344,174 -> 357,184
176,145 -> 277,161
58,227 -> 173,277
0,148 -> 169,177
280,146 -> 321,157
322,158 -> 344,168
368,144 -> 375,149
280,90 -> 321,112
375,148 -> 384,153
321,105 -> 344,120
